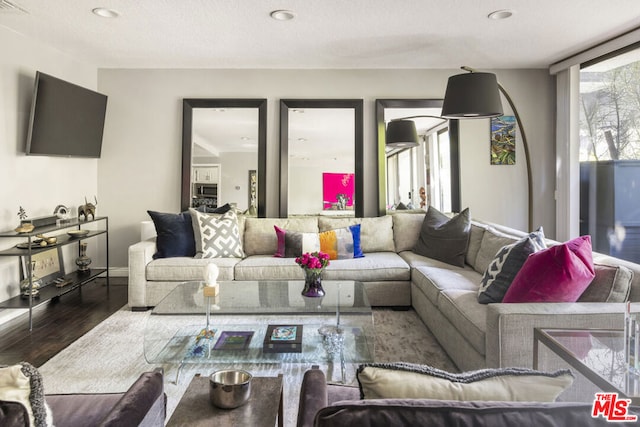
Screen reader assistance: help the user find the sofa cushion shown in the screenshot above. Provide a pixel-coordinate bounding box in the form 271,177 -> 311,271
477,227 -> 547,304
318,216 -> 394,253
413,207 -> 471,267
410,264 -> 481,307
391,212 -> 425,252
578,264 -> 633,302
315,400 -> 602,427
190,210 -> 244,258
322,252 -> 410,282
503,235 -> 595,303
274,226 -> 320,258
146,257 -> 239,281
243,218 -> 319,256
473,228 -> 519,274
0,363 -> 51,427
147,210 -> 196,259
234,256 -> 303,281
466,223 -> 488,267
437,289 -> 487,355
356,363 -> 573,402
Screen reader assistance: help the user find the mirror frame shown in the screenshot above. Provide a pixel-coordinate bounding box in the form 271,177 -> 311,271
279,99 -> 364,218
375,99 -> 461,215
181,98 -> 267,216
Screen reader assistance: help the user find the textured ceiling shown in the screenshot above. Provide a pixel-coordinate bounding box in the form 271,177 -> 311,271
1,0 -> 640,69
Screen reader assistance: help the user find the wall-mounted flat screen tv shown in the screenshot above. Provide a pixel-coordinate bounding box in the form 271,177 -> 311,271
26,71 -> 108,158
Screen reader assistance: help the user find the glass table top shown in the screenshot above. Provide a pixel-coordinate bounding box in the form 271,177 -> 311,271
151,280 -> 371,316
144,280 -> 374,377
536,328 -> 640,402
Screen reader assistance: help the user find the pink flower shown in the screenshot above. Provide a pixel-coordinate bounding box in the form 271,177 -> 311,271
295,251 -> 330,271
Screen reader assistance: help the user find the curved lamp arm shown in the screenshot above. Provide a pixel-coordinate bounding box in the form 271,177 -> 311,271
496,82 -> 534,231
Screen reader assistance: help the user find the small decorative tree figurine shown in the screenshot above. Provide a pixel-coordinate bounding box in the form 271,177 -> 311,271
17,206 -> 27,221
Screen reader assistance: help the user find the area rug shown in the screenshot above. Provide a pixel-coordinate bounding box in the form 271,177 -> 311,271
39,307 -> 456,426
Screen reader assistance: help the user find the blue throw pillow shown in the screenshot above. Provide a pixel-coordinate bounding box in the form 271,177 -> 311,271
147,210 -> 196,258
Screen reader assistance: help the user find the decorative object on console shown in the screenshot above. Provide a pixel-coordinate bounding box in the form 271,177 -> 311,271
14,206 -> 35,233
20,247 -> 63,286
413,206 -> 471,267
78,196 -> 97,220
356,362 -> 574,402
20,261 -> 42,299
75,242 -> 92,274
296,251 -> 330,297
502,235 -> 595,303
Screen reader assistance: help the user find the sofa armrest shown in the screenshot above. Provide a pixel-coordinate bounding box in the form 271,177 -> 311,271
485,302 -> 626,369
297,367 -> 328,427
98,368 -> 165,427
128,239 -> 157,309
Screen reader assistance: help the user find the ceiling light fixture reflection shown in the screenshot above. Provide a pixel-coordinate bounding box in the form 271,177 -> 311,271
92,7 -> 120,18
270,10 -> 296,21
488,9 -> 513,20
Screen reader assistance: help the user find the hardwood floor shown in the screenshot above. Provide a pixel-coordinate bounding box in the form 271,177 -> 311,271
0,277 -> 128,367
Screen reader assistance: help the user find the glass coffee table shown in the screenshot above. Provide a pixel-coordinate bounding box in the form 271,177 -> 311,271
144,280 -> 374,382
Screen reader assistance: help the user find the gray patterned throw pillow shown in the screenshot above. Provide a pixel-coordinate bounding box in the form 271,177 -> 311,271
477,227 -> 546,304
191,209 -> 244,258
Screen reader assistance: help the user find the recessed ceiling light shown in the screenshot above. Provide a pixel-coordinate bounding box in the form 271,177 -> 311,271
270,10 -> 295,21
92,7 -> 119,18
488,9 -> 513,20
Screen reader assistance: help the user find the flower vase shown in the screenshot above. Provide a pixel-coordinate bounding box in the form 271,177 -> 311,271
302,269 -> 325,297
75,242 -> 92,274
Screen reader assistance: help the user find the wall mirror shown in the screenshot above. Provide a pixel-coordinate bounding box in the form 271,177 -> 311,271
279,99 -> 364,218
376,99 -> 460,215
181,99 -> 267,216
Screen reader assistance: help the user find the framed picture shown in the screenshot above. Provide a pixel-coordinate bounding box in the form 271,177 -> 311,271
21,247 -> 65,285
490,116 -> 516,165
322,172 -> 354,210
263,324 -> 303,353
248,169 -> 257,210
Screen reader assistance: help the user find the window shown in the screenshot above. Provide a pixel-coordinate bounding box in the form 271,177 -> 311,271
579,47 -> 640,262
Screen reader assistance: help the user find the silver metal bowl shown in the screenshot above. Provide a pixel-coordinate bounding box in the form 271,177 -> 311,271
209,369 -> 252,409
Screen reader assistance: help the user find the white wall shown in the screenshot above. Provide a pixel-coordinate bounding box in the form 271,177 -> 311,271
219,152 -> 258,211
0,27 -> 98,304
98,68 -> 556,268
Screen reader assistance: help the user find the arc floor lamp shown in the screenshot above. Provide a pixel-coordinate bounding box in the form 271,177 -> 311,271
386,66 -> 533,231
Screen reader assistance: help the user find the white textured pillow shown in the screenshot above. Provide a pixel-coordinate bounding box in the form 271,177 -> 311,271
0,362 -> 53,427
357,363 -> 573,402
189,209 -> 244,258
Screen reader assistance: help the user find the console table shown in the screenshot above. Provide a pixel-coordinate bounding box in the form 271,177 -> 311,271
0,216 -> 109,330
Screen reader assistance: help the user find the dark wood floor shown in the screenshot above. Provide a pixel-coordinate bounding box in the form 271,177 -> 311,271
0,277 -> 128,367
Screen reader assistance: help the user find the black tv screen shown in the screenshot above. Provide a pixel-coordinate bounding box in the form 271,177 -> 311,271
26,71 -> 108,158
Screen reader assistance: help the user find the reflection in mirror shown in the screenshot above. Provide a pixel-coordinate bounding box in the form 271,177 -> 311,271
280,100 -> 363,218
182,99 -> 266,216
376,99 -> 460,215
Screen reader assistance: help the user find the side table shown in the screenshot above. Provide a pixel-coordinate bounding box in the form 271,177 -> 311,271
533,327 -> 640,405
167,373 -> 284,427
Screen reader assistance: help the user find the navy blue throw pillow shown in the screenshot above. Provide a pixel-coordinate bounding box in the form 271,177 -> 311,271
147,210 -> 196,259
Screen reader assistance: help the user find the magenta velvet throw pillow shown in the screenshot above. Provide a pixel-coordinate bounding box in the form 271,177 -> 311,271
502,235 -> 596,303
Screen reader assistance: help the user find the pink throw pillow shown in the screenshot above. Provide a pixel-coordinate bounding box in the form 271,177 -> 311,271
502,235 -> 595,303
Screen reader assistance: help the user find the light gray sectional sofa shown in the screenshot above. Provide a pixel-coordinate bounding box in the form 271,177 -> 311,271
128,212 -> 640,371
